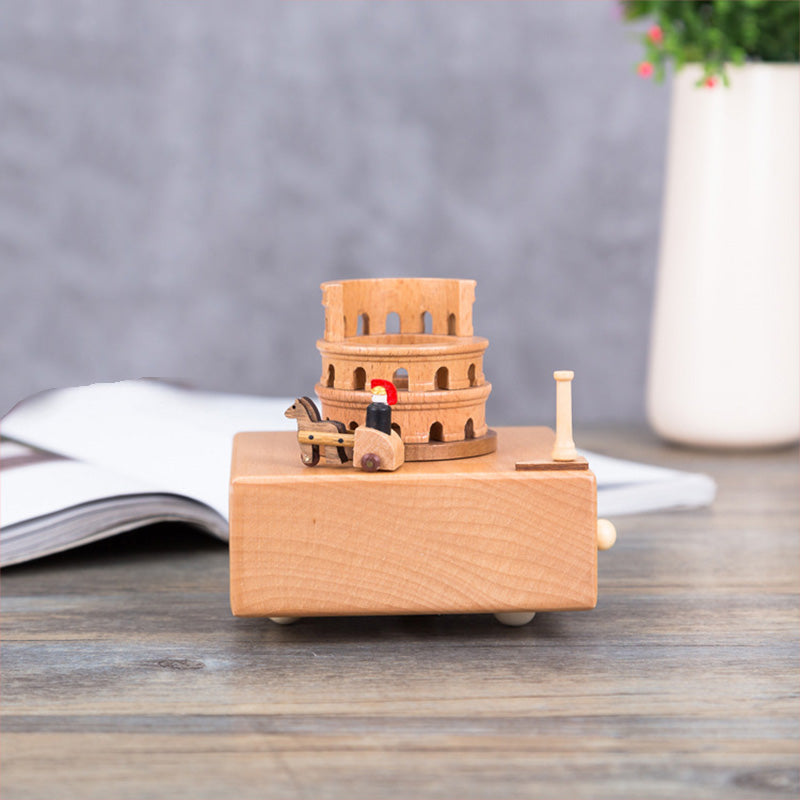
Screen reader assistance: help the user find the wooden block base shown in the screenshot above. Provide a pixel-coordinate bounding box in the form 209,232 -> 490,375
230,427 -> 597,618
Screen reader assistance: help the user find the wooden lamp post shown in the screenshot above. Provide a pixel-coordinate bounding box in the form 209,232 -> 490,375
551,370 -> 577,462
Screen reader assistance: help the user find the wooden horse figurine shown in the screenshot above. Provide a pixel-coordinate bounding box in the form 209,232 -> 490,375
285,397 -> 351,466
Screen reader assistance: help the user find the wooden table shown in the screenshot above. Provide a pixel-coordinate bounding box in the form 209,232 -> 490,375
2,428 -> 798,799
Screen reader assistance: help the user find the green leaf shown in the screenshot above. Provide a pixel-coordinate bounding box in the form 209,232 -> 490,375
621,0 -> 799,83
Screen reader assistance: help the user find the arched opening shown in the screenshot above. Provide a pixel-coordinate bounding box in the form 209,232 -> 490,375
349,421 -> 359,430
435,366 -> 449,390
353,367 -> 367,391
447,313 -> 456,335
357,313 -> 370,336
391,422 -> 402,437
468,363 -> 476,386
429,422 -> 444,442
326,364 -> 335,388
392,367 -> 409,391
422,311 -> 432,334
464,418 -> 475,439
385,311 -> 401,334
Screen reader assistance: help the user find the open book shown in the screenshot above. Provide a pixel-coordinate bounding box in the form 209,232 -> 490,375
0,380 -> 716,568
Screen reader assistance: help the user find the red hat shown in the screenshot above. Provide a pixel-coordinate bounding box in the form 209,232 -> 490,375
370,379 -> 397,405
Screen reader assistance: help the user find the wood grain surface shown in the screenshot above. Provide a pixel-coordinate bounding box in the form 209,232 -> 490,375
230,428 -> 597,617
2,428 -> 798,800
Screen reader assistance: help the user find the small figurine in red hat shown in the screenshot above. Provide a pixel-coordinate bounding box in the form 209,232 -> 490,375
365,379 -> 397,435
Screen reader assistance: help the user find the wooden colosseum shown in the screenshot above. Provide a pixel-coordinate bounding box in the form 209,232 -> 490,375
315,278 -> 496,461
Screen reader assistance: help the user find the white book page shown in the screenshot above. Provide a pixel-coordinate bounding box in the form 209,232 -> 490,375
2,381 -> 295,519
1,457 -> 161,528
580,450 -> 716,515
579,450 -> 682,486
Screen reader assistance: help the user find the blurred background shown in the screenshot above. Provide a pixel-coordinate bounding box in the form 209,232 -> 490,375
0,0 -> 668,424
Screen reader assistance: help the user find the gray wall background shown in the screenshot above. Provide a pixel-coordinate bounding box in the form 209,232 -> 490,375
0,1 -> 669,424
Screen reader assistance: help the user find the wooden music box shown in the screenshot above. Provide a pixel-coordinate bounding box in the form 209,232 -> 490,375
229,278 -> 615,626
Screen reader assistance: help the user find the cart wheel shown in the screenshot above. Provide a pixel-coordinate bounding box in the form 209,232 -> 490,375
361,452 -> 381,472
301,445 -> 320,467
494,611 -> 536,627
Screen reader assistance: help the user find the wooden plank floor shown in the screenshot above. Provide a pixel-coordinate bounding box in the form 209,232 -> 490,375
2,428 -> 798,800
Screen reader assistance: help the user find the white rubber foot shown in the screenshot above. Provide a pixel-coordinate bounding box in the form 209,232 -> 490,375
269,616 -> 300,625
494,611 -> 536,627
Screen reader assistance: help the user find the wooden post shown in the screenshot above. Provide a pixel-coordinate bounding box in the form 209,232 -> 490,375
552,370 -> 577,462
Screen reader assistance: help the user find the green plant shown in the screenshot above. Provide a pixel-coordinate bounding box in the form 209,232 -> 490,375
622,0 -> 800,86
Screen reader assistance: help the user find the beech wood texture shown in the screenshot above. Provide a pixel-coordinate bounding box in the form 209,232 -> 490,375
229,427 -> 598,618
352,427 -> 404,472
2,428 -> 798,800
316,278 -> 492,452
297,430 -> 354,448
321,278 -> 476,341
403,427 -> 497,461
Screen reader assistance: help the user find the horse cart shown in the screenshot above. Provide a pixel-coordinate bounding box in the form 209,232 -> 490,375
284,388 -> 404,473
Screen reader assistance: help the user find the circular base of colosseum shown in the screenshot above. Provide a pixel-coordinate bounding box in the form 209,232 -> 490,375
404,429 -> 497,461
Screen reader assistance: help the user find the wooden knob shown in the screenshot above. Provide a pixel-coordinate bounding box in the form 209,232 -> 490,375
361,453 -> 381,472
597,519 -> 617,550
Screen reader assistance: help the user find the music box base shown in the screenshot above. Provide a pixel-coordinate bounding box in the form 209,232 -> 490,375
229,427 -> 598,620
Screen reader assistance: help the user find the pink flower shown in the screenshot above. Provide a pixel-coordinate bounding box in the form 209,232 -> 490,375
648,25 -> 663,44
638,61 -> 654,78
705,76 -> 718,88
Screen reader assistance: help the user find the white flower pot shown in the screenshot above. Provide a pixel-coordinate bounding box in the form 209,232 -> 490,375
646,63 -> 800,448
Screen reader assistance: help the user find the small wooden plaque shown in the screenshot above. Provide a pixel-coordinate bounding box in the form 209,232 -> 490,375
515,456 -> 589,471
230,426 -> 597,618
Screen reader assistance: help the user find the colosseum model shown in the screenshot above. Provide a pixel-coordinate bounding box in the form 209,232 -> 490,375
315,278 -> 496,461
